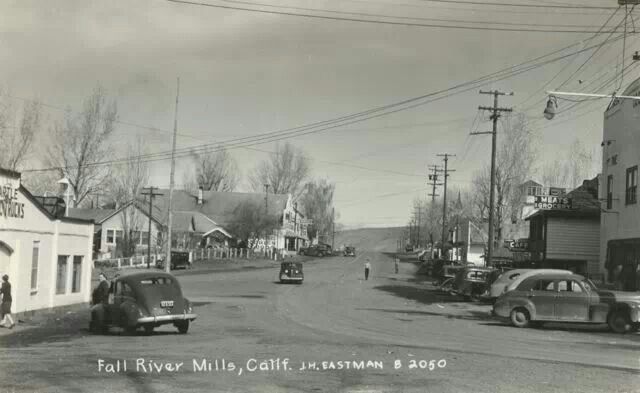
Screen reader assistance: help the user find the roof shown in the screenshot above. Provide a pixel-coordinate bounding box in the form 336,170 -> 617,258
526,177 -> 600,220
142,189 -> 290,227
171,211 -> 217,233
0,167 -> 21,179
20,186 -> 93,225
67,208 -> 118,224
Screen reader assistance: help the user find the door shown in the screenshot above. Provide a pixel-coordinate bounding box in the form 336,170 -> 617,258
554,279 -> 590,321
528,278 -> 557,320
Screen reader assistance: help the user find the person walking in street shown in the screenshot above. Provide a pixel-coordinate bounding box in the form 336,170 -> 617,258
364,259 -> 371,280
395,257 -> 399,274
0,274 -> 15,329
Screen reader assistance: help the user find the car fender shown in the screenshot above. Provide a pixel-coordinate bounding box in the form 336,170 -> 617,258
509,299 -> 537,320
606,302 -> 640,323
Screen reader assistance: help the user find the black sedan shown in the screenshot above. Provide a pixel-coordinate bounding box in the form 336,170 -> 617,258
90,271 -> 197,335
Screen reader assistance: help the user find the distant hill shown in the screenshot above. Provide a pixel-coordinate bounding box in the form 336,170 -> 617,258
333,227 -> 404,252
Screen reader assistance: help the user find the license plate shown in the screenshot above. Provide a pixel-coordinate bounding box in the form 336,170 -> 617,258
160,300 -> 174,308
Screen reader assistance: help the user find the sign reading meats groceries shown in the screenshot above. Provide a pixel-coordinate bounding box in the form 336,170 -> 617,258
534,195 -> 572,210
0,183 -> 25,219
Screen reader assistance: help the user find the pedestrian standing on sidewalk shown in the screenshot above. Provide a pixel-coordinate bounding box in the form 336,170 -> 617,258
0,274 -> 15,329
395,257 -> 399,274
364,259 -> 371,280
92,273 -> 110,305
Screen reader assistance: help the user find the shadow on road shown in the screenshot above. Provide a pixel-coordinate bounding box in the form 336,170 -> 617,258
358,307 -> 493,322
373,284 -> 467,305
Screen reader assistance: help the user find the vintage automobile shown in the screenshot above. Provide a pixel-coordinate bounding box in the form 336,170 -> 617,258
487,269 -> 572,301
493,273 -> 640,333
344,246 -> 356,257
89,271 -> 197,335
431,261 -> 464,285
451,267 -> 494,301
156,250 -> 192,270
299,244 -> 329,257
279,262 -> 304,284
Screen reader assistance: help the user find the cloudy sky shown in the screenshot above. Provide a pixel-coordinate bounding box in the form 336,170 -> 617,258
0,0 -> 632,228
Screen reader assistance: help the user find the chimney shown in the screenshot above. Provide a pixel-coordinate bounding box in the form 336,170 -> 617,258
197,186 -> 203,205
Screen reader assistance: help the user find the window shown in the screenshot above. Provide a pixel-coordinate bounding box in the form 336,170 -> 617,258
132,230 -> 141,245
56,255 -> 68,294
30,241 -> 39,291
626,166 -> 637,205
558,280 -> 583,293
72,256 -> 82,293
115,230 -> 124,244
106,229 -> 115,244
157,232 -> 163,247
607,175 -> 614,210
141,231 -> 149,246
533,279 -> 555,291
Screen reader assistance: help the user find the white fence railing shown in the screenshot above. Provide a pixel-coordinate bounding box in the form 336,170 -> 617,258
93,247 -> 289,270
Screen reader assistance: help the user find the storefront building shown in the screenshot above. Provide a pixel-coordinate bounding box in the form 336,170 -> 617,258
0,168 -> 94,316
526,178 -> 601,281
601,76 -> 640,291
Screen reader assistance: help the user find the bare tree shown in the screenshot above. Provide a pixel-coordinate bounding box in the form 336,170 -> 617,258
46,86 -> 117,207
108,139 -> 149,257
300,179 -> 335,242
249,142 -> 310,197
471,113 -> 536,243
0,91 -> 42,171
226,200 -> 279,248
184,147 -> 239,192
540,138 -> 600,189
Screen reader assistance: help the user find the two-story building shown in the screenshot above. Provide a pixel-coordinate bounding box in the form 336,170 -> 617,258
601,76 -> 640,291
0,168 -> 94,317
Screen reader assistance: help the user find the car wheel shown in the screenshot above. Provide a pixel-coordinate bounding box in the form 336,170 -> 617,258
176,320 -> 189,334
608,311 -> 632,334
143,324 -> 154,335
631,323 -> 640,333
510,307 -> 530,328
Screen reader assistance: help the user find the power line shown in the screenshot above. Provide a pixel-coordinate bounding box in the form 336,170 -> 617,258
18,32 -> 631,174
210,0 -> 628,29
164,0 -> 627,33
417,0 -> 617,10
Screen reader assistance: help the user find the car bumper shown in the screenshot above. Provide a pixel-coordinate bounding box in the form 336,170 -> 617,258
137,313 -> 198,324
281,277 -> 304,281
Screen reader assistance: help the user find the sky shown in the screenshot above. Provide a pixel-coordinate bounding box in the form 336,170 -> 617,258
0,0 -> 633,228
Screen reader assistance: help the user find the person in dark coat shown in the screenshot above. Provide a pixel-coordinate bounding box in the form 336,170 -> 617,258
1,274 -> 15,329
92,273 -> 110,305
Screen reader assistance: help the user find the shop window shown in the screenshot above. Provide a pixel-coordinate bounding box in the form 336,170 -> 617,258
72,256 -> 82,293
56,255 -> 68,295
30,241 -> 39,291
607,175 -> 613,210
625,166 -> 637,205
106,229 -> 115,245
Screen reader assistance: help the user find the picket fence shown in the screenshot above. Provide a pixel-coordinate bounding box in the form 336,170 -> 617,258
93,247 -> 284,270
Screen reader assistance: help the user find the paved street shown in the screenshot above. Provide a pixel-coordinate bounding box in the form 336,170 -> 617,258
1,253 -> 639,393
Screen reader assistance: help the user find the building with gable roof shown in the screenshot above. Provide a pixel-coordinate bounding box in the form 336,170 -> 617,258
0,168 -> 94,316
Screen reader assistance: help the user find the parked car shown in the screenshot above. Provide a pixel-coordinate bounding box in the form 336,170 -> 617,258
279,262 -> 304,284
486,269 -> 572,301
89,271 -> 197,335
344,246 -> 356,257
417,249 -> 430,262
451,267 -> 494,301
492,273 -> 640,333
156,251 -> 192,270
300,244 -> 330,257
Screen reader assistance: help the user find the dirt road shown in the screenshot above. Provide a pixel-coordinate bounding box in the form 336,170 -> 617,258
0,252 -> 638,392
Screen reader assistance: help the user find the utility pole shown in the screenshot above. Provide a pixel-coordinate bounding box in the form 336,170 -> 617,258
264,184 -> 270,212
166,77 -> 180,273
437,153 -> 455,260
142,187 -> 163,269
331,207 -> 335,250
427,165 -> 443,203
475,90 -> 513,267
